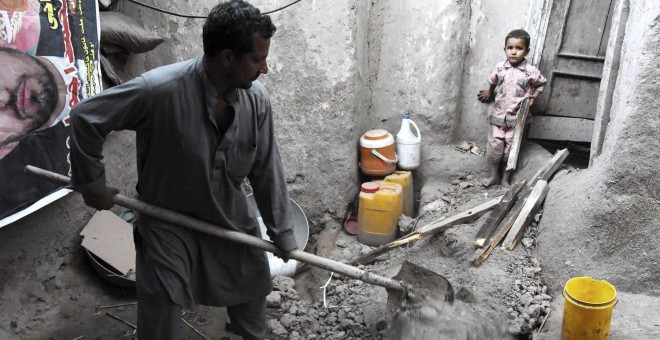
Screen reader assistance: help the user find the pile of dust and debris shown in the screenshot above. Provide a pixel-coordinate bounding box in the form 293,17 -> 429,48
263,143 -> 565,340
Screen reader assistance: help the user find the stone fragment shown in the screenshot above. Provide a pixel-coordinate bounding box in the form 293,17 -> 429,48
527,304 -> 543,318
281,314 -> 299,329
266,291 -> 281,308
523,267 -> 536,277
273,276 -> 296,291
267,319 -> 287,336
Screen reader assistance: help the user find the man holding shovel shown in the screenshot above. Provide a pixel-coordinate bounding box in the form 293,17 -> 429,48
69,1 -> 298,339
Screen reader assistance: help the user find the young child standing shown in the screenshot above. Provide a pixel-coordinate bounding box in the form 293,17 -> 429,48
477,29 -> 547,187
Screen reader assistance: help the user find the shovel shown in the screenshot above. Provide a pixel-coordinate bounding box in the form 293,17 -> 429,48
25,165 -> 453,309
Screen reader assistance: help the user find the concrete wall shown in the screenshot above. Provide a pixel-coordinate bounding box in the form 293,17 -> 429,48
368,0 -> 469,144
256,0 -> 362,221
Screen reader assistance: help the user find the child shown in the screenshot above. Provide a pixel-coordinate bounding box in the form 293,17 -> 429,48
477,29 -> 547,187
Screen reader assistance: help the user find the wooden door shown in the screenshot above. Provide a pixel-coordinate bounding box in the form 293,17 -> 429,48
530,0 -> 616,142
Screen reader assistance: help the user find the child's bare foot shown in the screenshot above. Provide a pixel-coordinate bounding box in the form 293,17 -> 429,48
482,176 -> 498,188
483,163 -> 500,188
501,170 -> 513,187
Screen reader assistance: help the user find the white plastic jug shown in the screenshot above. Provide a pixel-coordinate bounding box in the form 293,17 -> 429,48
396,114 -> 421,170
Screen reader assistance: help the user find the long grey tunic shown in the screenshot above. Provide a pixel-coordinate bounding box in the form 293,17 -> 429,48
69,58 -> 298,307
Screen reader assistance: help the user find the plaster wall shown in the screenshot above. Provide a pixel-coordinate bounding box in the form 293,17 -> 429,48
255,0 -> 363,220
368,0 -> 469,144
590,0 -> 660,207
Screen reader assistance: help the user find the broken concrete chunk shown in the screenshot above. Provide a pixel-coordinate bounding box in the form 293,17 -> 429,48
267,319 -> 287,336
273,276 -> 296,291
522,238 -> 535,248
266,291 -> 282,308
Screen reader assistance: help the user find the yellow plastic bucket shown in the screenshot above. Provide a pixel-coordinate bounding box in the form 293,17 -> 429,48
562,277 -> 617,340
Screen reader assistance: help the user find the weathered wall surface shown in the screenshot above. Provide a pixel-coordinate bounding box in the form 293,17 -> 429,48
365,0 -> 475,189
455,0 -> 532,143
368,0 -> 469,144
256,0 -> 362,221
538,0 -> 660,295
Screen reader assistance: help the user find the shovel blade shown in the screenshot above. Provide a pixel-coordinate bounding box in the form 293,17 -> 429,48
386,261 -> 454,311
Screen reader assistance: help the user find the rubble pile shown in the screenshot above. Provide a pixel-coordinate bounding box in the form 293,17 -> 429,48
266,276 -> 386,340
502,212 -> 553,335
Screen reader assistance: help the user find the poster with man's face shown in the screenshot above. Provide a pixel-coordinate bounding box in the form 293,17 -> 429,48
0,0 -> 101,226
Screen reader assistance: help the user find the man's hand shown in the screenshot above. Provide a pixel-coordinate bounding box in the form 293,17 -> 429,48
477,89 -> 493,103
275,247 -> 298,263
82,187 -> 119,210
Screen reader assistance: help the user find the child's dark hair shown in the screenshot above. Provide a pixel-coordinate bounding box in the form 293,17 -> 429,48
505,29 -> 531,49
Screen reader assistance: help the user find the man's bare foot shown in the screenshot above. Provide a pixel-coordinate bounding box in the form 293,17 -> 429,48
501,179 -> 511,187
482,177 -> 498,188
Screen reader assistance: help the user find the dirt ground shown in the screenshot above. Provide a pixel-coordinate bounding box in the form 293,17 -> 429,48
1,142 -> 659,339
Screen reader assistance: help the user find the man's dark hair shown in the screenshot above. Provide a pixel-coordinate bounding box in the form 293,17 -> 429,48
505,29 -> 531,49
203,0 -> 276,58
0,47 -> 59,132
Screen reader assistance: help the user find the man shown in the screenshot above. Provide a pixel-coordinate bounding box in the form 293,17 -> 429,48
69,1 -> 298,339
0,46 -> 65,159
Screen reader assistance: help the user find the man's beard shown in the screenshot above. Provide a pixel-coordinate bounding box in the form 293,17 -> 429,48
0,71 -> 59,148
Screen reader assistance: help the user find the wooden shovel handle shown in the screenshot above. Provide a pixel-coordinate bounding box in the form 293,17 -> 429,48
24,165 -> 406,292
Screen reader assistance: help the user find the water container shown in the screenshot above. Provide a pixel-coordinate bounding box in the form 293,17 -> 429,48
360,129 -> 397,176
374,180 -> 403,220
562,277 -> 618,340
385,171 -> 414,217
396,115 -> 421,170
357,181 -> 402,246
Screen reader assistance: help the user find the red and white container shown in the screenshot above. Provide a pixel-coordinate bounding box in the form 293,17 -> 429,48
359,129 -> 397,177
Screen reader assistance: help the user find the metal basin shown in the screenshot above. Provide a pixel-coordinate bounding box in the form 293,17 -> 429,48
246,194 -> 309,277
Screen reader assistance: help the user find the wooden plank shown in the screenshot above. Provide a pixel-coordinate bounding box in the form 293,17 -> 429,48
502,181 -> 550,250
507,100 -> 531,170
528,116 -> 594,142
350,196 -> 502,265
472,200 -> 526,266
472,149 -> 568,265
529,148 -> 569,187
474,181 -> 526,248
